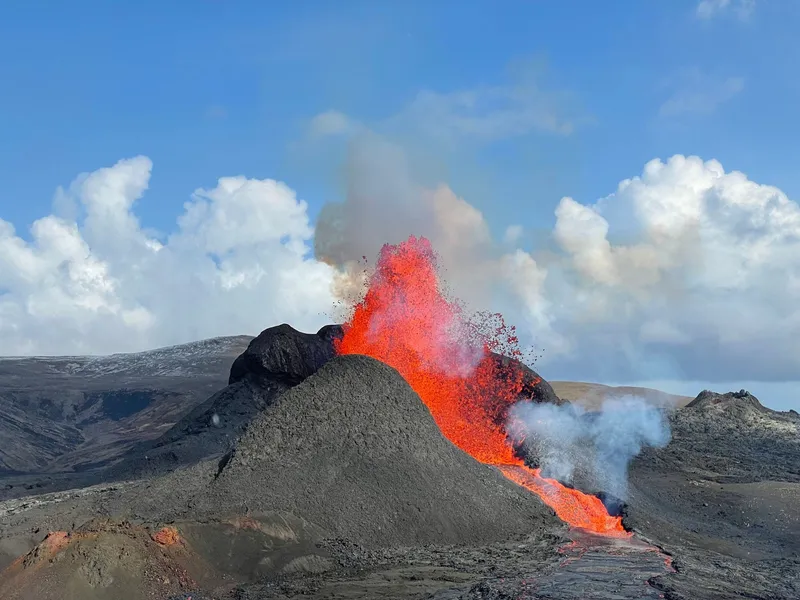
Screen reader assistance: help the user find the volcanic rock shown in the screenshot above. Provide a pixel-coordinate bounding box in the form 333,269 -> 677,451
110,323 -> 560,481
0,335 -> 250,478
488,352 -> 564,406
686,388 -> 769,411
197,354 -> 561,547
0,518 -> 209,600
109,324 -> 342,479
623,389 -> 800,599
665,389 -> 800,484
228,323 -> 343,387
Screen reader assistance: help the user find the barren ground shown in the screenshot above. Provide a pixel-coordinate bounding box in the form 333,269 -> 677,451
0,333 -> 797,599
550,381 -> 693,410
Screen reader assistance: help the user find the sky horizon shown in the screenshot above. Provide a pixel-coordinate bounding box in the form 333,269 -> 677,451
1,1 -> 798,410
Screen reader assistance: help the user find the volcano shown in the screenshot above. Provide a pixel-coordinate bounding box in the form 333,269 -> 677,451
2,242 -> 798,599
106,324 -> 344,480
1,323 -> 798,599
196,353 -> 560,547
334,236 -> 628,536
0,339 -> 565,599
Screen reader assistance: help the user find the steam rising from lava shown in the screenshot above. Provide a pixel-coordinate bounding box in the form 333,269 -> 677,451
314,134 -> 551,333
335,235 -> 630,536
509,397 -> 671,502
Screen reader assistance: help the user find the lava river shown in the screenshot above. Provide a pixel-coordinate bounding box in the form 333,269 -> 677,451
335,236 -> 629,537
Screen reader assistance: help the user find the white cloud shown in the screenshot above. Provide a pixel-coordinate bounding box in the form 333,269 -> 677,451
396,83 -> 574,143
696,0 -> 756,21
0,157 -> 335,355
503,225 -> 524,245
659,68 -> 744,117
540,155 -> 800,383
308,110 -> 355,137
3,151 -> 800,395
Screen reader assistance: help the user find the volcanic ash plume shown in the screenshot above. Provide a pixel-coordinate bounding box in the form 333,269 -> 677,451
510,396 -> 671,503
314,134 -> 550,329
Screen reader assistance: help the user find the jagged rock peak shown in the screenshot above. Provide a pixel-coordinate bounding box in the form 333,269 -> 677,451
228,324 -> 343,387
687,389 -> 768,412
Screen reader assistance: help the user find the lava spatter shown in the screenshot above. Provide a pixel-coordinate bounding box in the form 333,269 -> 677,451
335,235 -> 629,537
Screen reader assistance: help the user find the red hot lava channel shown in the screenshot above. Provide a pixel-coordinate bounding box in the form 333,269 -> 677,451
335,236 -> 629,537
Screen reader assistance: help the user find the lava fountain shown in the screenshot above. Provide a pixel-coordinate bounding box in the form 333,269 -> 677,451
335,236 -> 629,537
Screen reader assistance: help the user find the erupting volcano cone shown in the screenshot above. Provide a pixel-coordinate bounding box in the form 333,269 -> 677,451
335,236 -> 629,537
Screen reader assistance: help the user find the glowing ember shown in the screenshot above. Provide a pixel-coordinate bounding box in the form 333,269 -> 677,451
335,235 -> 629,537
151,526 -> 181,546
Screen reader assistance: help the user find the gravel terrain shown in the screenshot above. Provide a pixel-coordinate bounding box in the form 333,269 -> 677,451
624,390 -> 800,599
0,328 -> 798,599
0,335 -> 250,477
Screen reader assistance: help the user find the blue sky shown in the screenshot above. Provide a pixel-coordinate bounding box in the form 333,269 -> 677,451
1,1 -> 799,409
2,0 -> 798,237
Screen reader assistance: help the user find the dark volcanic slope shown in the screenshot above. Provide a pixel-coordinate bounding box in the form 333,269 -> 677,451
110,324 -> 343,479
198,354 -> 561,547
626,390 -> 800,600
112,324 -> 559,481
0,336 -> 252,475
0,520 -> 208,600
0,350 -> 564,599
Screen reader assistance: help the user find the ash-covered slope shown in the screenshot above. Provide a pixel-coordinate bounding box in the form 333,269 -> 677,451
197,354 -> 560,547
625,389 -> 800,599
0,335 -> 251,476
638,389 -> 799,484
112,323 -> 559,481
0,519 -> 213,600
110,324 -> 343,479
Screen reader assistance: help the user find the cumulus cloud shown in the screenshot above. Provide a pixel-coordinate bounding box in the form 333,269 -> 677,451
3,147 -> 800,393
659,68 -> 744,117
503,225 -> 524,245
314,134 -> 800,385
542,155 -> 800,382
696,0 -> 756,21
0,157 -> 335,355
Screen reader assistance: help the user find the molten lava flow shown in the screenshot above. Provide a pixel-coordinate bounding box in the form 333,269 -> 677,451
335,236 -> 629,537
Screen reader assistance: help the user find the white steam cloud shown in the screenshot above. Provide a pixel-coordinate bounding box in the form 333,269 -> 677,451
314,133 -> 545,319
509,396 -> 671,501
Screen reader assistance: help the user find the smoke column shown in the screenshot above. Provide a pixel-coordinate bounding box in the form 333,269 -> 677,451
509,395 -> 671,504
313,133 -> 550,328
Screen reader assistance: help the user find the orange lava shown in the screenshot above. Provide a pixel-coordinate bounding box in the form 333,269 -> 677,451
335,236 -> 629,537
40,531 -> 70,555
151,526 -> 181,546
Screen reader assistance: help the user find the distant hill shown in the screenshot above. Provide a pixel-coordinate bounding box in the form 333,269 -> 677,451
0,335 -> 253,475
550,381 -> 693,410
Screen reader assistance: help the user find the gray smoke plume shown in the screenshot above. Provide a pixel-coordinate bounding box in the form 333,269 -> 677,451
509,395 -> 671,502
313,133 -> 552,328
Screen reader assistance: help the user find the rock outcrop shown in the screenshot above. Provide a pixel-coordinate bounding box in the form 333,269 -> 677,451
109,324 -> 341,479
